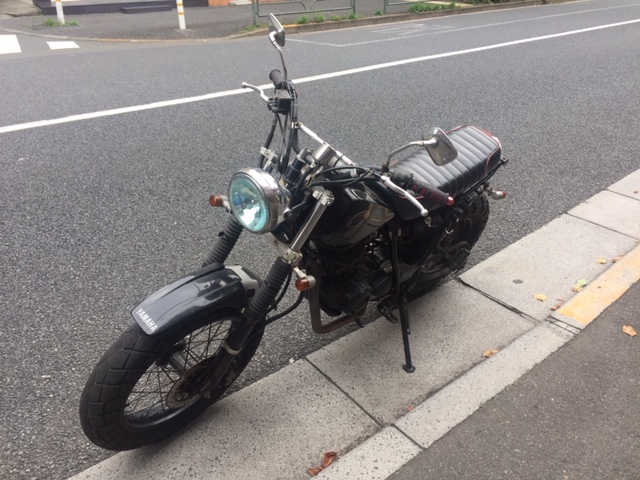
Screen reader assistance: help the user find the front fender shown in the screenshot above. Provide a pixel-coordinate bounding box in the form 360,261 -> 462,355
132,263 -> 261,336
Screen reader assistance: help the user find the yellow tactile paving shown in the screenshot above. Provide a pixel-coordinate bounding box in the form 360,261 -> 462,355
557,244 -> 640,326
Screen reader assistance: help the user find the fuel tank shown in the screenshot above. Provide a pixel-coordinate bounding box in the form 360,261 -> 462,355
312,185 -> 394,248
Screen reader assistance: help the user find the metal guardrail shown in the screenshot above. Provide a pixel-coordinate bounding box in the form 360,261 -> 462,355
383,0 -> 407,14
252,0 -> 356,26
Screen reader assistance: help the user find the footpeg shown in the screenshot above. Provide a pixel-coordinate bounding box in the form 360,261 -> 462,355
449,248 -> 471,272
378,302 -> 399,324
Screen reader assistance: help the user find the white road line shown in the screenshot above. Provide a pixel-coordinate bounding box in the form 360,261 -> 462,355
0,35 -> 21,55
47,41 -> 80,50
2,18 -> 640,135
0,88 -> 249,134
290,18 -> 640,84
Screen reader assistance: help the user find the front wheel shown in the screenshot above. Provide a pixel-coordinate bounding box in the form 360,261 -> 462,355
79,312 -> 263,451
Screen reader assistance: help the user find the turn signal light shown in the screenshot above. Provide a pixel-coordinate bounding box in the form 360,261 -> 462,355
295,276 -> 316,292
485,187 -> 507,200
209,195 -> 225,207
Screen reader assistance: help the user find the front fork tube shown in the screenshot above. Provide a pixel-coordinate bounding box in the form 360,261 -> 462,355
240,189 -> 333,331
202,216 -> 244,267
196,256 -> 293,398
198,189 -> 334,397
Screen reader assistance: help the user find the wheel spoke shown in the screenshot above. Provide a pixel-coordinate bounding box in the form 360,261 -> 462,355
124,319 -> 234,420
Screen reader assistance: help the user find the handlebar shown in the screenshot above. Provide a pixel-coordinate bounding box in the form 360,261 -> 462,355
390,169 -> 454,208
269,69 -> 287,89
381,168 -> 453,218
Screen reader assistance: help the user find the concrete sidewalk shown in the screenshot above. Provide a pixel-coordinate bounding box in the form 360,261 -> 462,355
0,0 -> 39,17
69,170 -> 640,479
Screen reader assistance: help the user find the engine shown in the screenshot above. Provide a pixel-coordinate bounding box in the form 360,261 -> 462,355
304,183 -> 448,317
305,239 -> 389,316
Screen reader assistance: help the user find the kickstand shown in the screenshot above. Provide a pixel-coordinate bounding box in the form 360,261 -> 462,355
398,292 -> 415,373
389,225 -> 416,373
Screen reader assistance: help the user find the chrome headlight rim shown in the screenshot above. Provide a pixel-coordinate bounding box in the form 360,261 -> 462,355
228,168 -> 287,234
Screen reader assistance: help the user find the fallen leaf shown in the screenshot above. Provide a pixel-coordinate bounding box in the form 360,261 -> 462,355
596,258 -> 608,265
483,348 -> 499,358
623,325 -> 637,337
308,452 -> 338,476
321,452 -> 337,469
612,254 -> 623,263
550,300 -> 564,311
572,279 -> 588,292
533,293 -> 547,301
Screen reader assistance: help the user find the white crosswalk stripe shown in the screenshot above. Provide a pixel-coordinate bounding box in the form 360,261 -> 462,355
0,35 -> 21,55
47,41 -> 80,50
1,35 -> 80,55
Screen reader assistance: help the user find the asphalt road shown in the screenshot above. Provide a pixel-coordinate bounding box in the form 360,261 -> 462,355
1,1 -> 640,478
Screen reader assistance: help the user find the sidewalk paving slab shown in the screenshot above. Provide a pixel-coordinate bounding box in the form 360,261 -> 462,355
0,0 -> 39,17
568,190 -> 640,239
608,168 -> 640,200
307,281 -> 536,425
460,214 -> 638,322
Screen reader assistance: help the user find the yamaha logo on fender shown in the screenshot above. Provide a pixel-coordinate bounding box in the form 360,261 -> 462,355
135,308 -> 158,332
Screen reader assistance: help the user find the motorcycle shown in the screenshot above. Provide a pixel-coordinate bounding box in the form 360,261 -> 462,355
79,14 -> 508,451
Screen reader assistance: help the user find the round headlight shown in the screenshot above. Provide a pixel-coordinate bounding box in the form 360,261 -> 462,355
228,168 -> 288,234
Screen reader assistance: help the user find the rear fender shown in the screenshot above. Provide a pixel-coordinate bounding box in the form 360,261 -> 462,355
132,263 -> 261,336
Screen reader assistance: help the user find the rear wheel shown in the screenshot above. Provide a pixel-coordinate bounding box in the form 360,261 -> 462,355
79,312 -> 263,451
409,190 -> 489,299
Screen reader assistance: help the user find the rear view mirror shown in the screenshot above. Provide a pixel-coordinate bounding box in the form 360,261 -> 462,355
423,128 -> 457,166
268,13 -> 285,47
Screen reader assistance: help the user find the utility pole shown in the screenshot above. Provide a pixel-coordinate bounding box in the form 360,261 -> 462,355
176,0 -> 186,29
54,0 -> 65,25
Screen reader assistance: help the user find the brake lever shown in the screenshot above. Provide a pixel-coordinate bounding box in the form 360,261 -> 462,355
241,82 -> 270,103
380,174 -> 430,218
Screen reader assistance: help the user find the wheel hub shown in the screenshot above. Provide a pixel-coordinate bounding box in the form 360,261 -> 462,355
165,360 -> 211,409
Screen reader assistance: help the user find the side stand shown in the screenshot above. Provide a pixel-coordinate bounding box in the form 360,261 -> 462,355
398,292 -> 415,373
390,226 -> 415,373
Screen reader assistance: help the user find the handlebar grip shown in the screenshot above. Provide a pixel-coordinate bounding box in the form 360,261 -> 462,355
269,69 -> 287,89
390,169 -> 454,207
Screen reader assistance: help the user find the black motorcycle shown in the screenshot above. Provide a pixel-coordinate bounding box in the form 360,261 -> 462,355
80,15 -> 507,451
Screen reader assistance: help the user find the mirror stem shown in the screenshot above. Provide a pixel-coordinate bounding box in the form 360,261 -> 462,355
272,43 -> 288,82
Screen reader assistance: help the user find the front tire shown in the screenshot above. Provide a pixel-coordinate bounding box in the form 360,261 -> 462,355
79,312 -> 263,451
